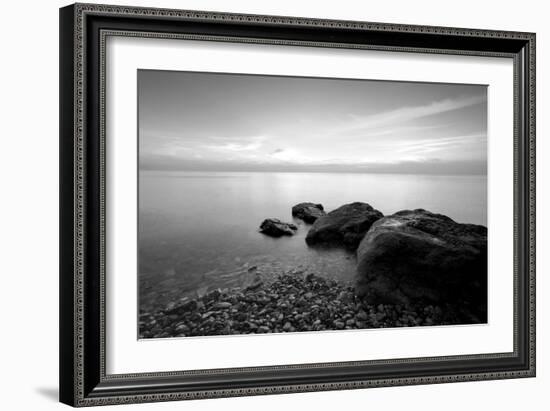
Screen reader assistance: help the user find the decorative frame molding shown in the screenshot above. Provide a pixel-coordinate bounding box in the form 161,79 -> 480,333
60,3 -> 535,407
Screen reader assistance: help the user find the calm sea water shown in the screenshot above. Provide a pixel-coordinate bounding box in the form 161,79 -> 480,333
138,171 -> 487,312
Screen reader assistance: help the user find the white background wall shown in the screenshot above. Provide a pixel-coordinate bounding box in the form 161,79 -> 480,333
0,0 -> 546,409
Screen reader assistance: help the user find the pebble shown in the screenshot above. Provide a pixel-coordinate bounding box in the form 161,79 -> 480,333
214,302 -> 232,309
356,310 -> 368,321
334,321 -> 345,329
139,272 -> 474,338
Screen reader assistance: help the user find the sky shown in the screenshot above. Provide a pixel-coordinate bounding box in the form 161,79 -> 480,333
138,70 -> 487,175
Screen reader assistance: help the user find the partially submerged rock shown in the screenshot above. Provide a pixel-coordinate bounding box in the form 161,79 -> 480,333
292,202 -> 326,223
305,202 -> 383,250
355,209 -> 487,320
260,218 -> 298,237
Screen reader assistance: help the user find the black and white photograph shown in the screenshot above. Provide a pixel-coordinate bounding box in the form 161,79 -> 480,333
52,1 -> 537,408
138,70 -> 489,339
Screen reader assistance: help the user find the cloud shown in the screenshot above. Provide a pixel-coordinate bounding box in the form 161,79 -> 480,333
269,148 -> 312,164
203,136 -> 266,152
346,124 -> 445,139
341,95 -> 486,137
139,72 -> 487,176
396,133 -> 487,157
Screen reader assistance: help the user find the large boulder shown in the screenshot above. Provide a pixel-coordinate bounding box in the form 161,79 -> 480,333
305,202 -> 384,250
292,202 -> 326,223
355,209 -> 487,318
259,218 -> 297,237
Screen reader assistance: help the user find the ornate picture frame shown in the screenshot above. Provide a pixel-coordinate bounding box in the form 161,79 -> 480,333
59,3 -> 535,407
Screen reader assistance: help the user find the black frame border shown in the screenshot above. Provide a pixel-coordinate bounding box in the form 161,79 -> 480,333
60,3 -> 536,407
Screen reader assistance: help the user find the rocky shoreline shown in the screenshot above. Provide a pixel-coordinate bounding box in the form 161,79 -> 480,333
140,201 -> 488,338
139,271 -> 481,339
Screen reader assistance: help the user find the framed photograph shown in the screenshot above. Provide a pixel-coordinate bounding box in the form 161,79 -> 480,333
59,3 -> 536,407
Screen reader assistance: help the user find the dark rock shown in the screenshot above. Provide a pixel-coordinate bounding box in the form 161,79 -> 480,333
355,209 -> 487,320
292,202 -> 326,223
259,218 -> 297,237
305,202 -> 383,250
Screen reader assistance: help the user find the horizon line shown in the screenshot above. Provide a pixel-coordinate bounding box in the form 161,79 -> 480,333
139,169 -> 487,177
